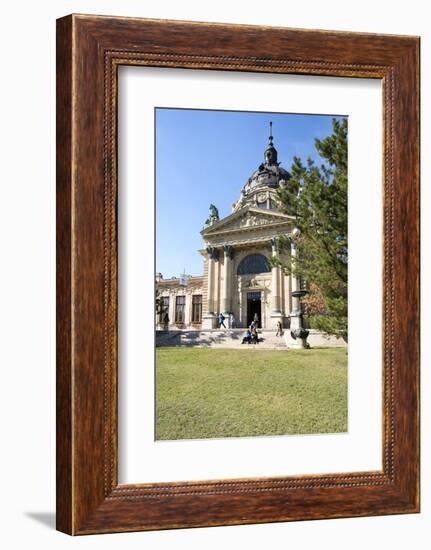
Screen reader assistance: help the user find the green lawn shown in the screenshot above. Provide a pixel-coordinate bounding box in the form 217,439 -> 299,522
155,348 -> 347,440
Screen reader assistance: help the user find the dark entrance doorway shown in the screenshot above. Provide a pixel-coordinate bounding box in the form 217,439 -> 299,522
247,291 -> 262,327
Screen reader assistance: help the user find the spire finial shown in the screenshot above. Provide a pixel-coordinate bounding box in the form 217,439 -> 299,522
264,121 -> 278,165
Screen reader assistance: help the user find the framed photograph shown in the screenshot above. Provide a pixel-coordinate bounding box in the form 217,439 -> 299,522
56,14 -> 420,534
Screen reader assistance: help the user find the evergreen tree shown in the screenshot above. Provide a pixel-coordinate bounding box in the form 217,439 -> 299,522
275,118 -> 348,340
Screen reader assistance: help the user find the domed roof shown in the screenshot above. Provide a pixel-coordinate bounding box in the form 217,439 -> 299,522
240,122 -> 290,198
243,163 -> 290,195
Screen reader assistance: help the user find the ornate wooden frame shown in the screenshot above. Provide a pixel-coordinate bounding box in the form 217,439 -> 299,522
56,14 -> 420,535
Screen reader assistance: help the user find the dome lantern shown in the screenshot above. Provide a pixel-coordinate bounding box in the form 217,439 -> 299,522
233,122 -> 291,211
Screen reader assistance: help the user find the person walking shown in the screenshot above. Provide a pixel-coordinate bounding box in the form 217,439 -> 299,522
276,320 -> 283,337
229,312 -> 235,328
218,312 -> 226,328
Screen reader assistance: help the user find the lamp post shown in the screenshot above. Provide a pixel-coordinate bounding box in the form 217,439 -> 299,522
289,288 -> 309,348
287,229 -> 309,349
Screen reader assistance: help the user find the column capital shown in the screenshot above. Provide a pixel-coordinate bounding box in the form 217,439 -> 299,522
223,244 -> 234,260
271,237 -> 280,254
206,246 -> 219,261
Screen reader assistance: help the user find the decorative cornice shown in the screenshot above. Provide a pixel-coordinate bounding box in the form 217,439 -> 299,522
206,227 -> 291,248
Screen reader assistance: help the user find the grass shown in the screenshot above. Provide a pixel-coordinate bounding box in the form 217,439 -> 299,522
155,348 -> 347,440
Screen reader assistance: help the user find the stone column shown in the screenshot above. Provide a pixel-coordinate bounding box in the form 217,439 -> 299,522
222,245 -> 234,319
184,293 -> 192,328
202,247 -> 218,329
270,237 -> 284,329
270,238 -> 282,314
168,293 -> 175,329
279,262 -> 285,316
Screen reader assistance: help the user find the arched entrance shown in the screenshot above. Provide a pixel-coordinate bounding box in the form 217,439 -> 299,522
246,291 -> 262,327
237,253 -> 271,328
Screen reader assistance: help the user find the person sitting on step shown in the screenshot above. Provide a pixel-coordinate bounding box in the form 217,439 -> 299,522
242,328 -> 252,344
276,320 -> 283,337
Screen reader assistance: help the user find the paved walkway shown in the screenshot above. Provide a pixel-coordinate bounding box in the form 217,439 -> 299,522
155,329 -> 346,349
156,329 -> 286,349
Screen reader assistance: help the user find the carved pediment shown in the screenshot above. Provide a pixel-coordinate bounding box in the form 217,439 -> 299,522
201,206 -> 293,236
233,211 -> 272,229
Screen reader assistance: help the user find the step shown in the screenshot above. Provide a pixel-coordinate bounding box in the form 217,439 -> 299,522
156,329 -> 288,349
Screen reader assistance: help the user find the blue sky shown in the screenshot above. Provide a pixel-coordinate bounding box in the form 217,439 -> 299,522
156,108 -> 346,278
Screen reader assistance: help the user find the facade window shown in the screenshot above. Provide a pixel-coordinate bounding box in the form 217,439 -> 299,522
237,254 -> 270,275
175,295 -> 186,323
192,295 -> 202,323
160,296 -> 169,322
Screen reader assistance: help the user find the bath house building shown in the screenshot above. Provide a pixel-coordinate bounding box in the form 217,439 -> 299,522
156,125 -> 301,331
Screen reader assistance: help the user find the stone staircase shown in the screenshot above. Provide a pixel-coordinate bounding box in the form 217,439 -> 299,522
156,329 -> 288,349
